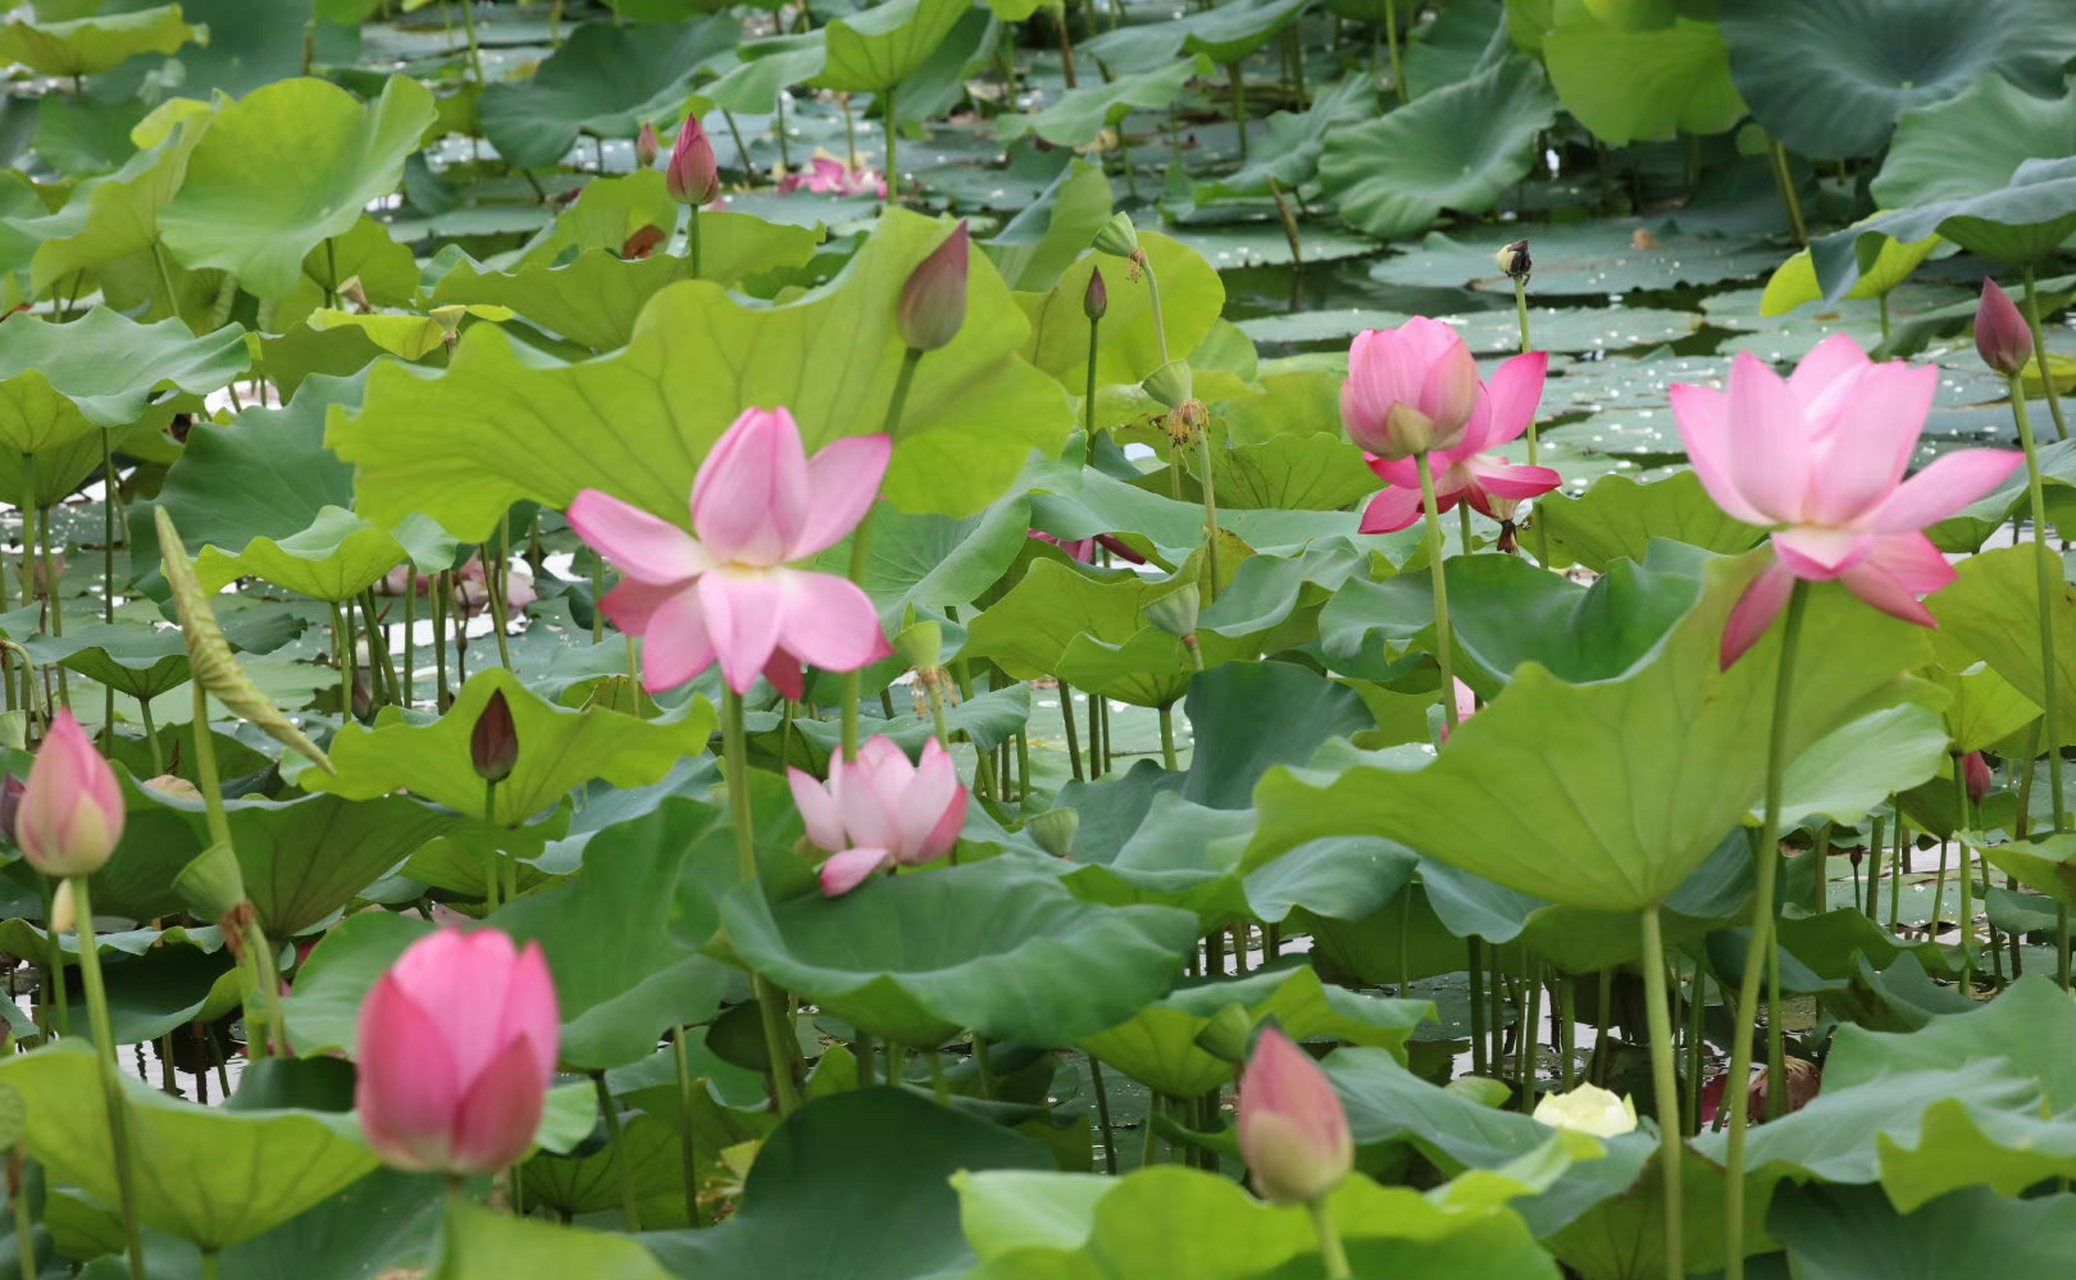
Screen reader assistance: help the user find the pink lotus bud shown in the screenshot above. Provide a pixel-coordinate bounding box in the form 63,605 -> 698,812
1975,279 -> 2033,378
1083,266 -> 1108,321
897,221 -> 969,353
1342,319 -> 1481,460
355,929 -> 560,1176
17,711 -> 124,877
471,689 -> 518,784
666,115 -> 721,207
1963,750 -> 1993,803
1237,1027 -> 1352,1205
635,122 -> 661,169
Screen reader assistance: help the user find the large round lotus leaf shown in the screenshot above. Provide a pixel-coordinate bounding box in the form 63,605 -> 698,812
0,307 -> 246,455
1194,72 -> 1379,203
1873,73 -> 2076,211
1541,13 -> 1745,145
1929,544 -> 2076,748
647,1089 -> 1050,1280
717,858 -> 1199,1047
1719,0 -> 2076,160
1256,554 -> 1933,911
1760,226 -> 1942,314
330,209 -> 1074,539
1319,54 -> 1556,241
1370,222 -> 1782,295
439,1198 -> 674,1279
305,668 -> 717,827
1772,1182 -> 2076,1280
1534,471 -> 1766,573
699,34 -> 829,116
476,18 -> 738,170
158,75 -> 438,299
0,1043 -> 379,1250
997,56 -> 1207,149
200,792 -> 456,938
1827,155 -> 2076,276
1079,0 -> 1309,72
812,0 -> 967,93
0,5 -> 205,77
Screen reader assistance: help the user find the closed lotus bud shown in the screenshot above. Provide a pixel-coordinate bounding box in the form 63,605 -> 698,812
355,929 -> 559,1175
1083,266 -> 1108,321
0,775 -> 23,847
635,122 -> 661,169
1238,1027 -> 1352,1205
1532,1082 -> 1637,1137
1495,238 -> 1531,282
16,711 -> 124,878
1963,750 -> 1993,803
1143,360 -> 1193,410
1975,280 -> 2033,378
1091,212 -> 1140,259
1143,584 -> 1200,639
897,222 -> 969,354
472,689 -> 519,785
667,115 -> 721,207
1026,806 -> 1079,859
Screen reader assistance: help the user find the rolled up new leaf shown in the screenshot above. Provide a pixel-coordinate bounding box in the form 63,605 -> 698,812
153,507 -> 334,773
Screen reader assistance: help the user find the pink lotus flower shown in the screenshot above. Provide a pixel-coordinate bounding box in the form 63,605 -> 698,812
355,928 -> 559,1176
788,736 -> 968,896
1963,750 -> 1993,803
376,556 -> 536,619
1029,530 -> 1148,565
1672,336 -> 2025,665
568,407 -> 894,698
1238,1027 -> 1352,1206
1359,352 -> 1560,533
17,710 -> 123,877
1975,280 -> 2033,378
778,155 -> 886,199
1342,318 -> 1484,461
666,115 -> 721,206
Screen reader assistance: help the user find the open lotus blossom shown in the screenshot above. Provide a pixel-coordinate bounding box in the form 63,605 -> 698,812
16,710 -> 124,878
355,929 -> 559,1176
779,154 -> 886,199
568,407 -> 894,697
788,736 -> 968,897
1359,351 -> 1560,534
1533,1082 -> 1638,1137
1237,1027 -> 1353,1206
1671,336 -> 2025,665
1342,317 -> 1484,461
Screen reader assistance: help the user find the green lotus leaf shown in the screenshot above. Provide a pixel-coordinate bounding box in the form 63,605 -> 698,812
156,0 -> 308,99
14,102 -> 211,296
958,1160 -> 1564,1280
985,158 -> 1115,293
1078,0 -> 1310,73
1193,71 -> 1377,201
1979,834 -> 2076,909
1371,221 -> 1780,295
432,214 -> 823,351
31,93 -> 149,176
812,0 -> 968,93
1400,0 -> 1505,99
1256,554 -> 1933,910
647,1089 -> 1051,1280
718,858 -> 1199,1047
158,75 -> 439,298
1770,1182 -> 2076,1280
1318,53 -> 1556,241
304,668 -> 716,826
998,56 -> 1208,148
331,209 -> 1074,540
1192,432 -> 1378,511
699,34 -> 829,116
1760,225 -> 1942,314
1078,962 -> 1430,1098
1771,703 -> 1949,829
521,1109 -> 695,1229
1019,455 -> 1369,559
517,171 -> 685,267
1541,12 -> 1744,145
194,505 -> 411,600
0,307 -> 246,456
262,213 -> 420,329
1815,157 -> 2076,294
0,4 -> 205,77
442,1198 -> 674,1279
285,908 -> 430,1057
1873,72 -> 2076,211
21,621 -> 191,701
304,307 -> 509,362
477,17 -> 738,169
0,1042 -> 378,1250
1720,0 -> 2076,160
1929,543 -> 2076,747
1535,472 -> 1767,573
963,559 -> 1254,692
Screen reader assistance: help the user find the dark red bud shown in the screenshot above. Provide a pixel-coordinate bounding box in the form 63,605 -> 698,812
1084,265 -> 1108,321
472,690 -> 519,785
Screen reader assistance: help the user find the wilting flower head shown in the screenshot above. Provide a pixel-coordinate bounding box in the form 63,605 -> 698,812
788,736 -> 968,896
1342,318 -> 1483,460
1238,1027 -> 1352,1205
666,115 -> 721,206
355,929 -> 559,1176
1963,751 -> 1994,803
1533,1083 -> 1638,1137
1974,280 -> 2033,378
1672,336 -> 2025,665
569,407 -> 894,697
1360,351 -> 1560,533
16,710 -> 124,877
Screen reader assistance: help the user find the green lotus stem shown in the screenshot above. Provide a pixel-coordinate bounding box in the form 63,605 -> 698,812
99,430 -> 117,751
1083,313 -> 1102,465
482,779 -> 501,911
1878,294 -> 1891,344
973,1034 -> 996,1099
432,571 -> 452,708
458,0 -> 484,89
723,690 -> 804,1116
190,681 -> 281,1059
70,878 -> 147,1280
342,595 -> 361,719
1158,703 -> 1178,770
1416,455 -> 1459,731
1088,1054 -> 1118,1173
1866,814 -> 1885,916
484,528 -> 512,672
1381,0 -> 1404,102
1559,975 -> 1577,1089
1766,137 -> 1807,247
1226,62 -> 1248,161
137,695 -> 161,775
1953,759 -> 1976,990
401,568 -> 418,707
323,237 -> 340,310
150,240 -> 181,324
774,93 -> 791,173
1810,821 -> 1830,912
1060,683 -> 1084,782
592,1072 -> 642,1231
687,206 -> 703,277
1639,903 -> 1682,1279
928,1047 -> 949,1102
1510,276 -> 1553,567
1890,812 -> 1906,931
40,879 -> 66,1038
1087,689 -> 1103,779
1138,252 -> 1170,369
362,590 -> 398,706
2020,266 -> 2070,442
1306,1198 -> 1352,1280
1683,964 -> 1705,1135
884,1041 -> 903,1087
1467,938 -> 1487,1075
1931,833 -> 1949,939
1458,501 -> 1472,553
883,86 -> 898,205
16,1157 -> 39,1280
721,111 -> 752,182
589,554 -> 605,645
2007,372 -> 2070,844
1723,578 -> 1810,1280
439,1177 -> 469,1271
925,675 -> 952,748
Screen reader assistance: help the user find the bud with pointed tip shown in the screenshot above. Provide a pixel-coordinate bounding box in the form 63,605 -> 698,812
1238,1026 -> 1352,1206
635,122 -> 661,169
1083,266 -> 1108,321
897,222 -> 969,353
667,115 -> 721,207
1975,279 -> 2033,378
1092,212 -> 1140,259
1963,750 -> 1993,803
1495,238 -> 1531,282
472,689 -> 519,785
17,711 -> 123,878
